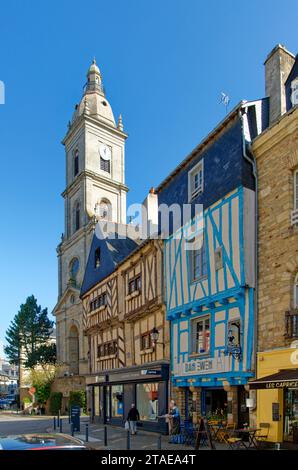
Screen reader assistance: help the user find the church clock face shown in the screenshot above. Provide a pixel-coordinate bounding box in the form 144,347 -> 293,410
99,143 -> 111,161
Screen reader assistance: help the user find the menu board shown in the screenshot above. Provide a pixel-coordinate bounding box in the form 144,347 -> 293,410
272,402 -> 280,422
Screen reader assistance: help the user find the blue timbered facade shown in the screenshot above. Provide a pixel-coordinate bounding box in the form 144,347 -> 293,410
157,100 -> 268,425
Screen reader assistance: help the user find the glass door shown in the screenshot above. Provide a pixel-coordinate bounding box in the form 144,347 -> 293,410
284,388 -> 298,442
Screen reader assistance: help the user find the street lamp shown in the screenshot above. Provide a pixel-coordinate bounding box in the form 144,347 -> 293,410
150,327 -> 164,348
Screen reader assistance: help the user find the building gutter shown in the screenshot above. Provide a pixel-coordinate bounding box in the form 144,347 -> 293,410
239,106 -> 258,383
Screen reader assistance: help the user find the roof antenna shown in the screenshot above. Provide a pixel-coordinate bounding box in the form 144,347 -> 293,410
220,92 -> 230,114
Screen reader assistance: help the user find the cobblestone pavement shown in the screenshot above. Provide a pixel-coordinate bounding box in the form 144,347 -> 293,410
47,418 -> 229,451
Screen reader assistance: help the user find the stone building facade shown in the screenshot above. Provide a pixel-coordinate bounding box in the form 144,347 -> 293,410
249,45 -> 298,443
53,59 -> 128,400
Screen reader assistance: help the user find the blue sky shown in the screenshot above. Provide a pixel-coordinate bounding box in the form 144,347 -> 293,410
0,0 -> 297,356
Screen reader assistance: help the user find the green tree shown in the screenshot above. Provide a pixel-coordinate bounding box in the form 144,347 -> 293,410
26,343 -> 56,369
4,312 -> 25,365
5,295 -> 54,368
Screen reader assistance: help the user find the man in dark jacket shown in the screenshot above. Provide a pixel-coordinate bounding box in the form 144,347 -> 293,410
127,403 -> 140,435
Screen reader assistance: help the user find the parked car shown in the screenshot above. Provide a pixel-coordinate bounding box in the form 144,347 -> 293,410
0,394 -> 17,409
0,434 -> 88,450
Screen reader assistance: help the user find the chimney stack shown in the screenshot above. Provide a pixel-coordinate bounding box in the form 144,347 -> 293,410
265,44 -> 295,125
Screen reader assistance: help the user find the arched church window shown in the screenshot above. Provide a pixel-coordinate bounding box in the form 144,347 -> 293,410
69,258 -> 80,281
69,325 -> 79,375
74,149 -> 79,177
95,248 -> 101,269
74,201 -> 81,232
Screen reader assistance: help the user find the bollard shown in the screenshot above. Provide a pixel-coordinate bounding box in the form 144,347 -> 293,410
53,416 -> 56,431
126,430 -> 130,450
157,434 -> 162,450
104,426 -> 108,447
59,417 -> 63,433
71,422 -> 74,437
85,423 -> 89,442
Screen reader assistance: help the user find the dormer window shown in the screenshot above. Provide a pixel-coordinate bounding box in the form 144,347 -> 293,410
188,160 -> 204,201
291,79 -> 298,107
94,248 -> 101,269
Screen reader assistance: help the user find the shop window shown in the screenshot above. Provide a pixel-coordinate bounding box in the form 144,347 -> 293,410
140,332 -> 152,350
111,385 -> 124,418
191,315 -> 210,355
128,275 -> 141,294
136,383 -> 158,421
284,389 -> 298,442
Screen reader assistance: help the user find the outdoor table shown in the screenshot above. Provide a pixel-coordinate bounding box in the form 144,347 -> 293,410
208,421 -> 225,440
235,428 -> 261,449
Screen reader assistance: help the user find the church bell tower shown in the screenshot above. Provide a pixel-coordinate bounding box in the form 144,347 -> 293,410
53,59 -> 128,376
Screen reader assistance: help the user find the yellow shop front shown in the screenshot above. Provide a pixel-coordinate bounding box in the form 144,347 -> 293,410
249,347 -> 298,444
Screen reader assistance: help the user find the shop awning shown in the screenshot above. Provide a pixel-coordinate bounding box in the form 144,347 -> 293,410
249,369 -> 298,390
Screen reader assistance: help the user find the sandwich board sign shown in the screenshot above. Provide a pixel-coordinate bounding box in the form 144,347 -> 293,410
70,405 -> 81,432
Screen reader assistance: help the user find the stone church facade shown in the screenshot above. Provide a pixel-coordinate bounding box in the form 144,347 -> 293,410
53,59 -> 128,399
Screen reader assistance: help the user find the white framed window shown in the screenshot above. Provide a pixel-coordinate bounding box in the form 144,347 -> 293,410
294,273 -> 298,309
214,246 -> 223,271
189,239 -> 207,282
188,159 -> 204,201
191,315 -> 210,355
291,79 -> 298,107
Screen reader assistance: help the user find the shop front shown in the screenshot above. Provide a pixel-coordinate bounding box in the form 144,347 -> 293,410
249,347 -> 298,444
87,362 -> 169,433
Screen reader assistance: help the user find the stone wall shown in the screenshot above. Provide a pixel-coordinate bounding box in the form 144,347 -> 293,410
252,108 -> 298,351
51,375 -> 86,413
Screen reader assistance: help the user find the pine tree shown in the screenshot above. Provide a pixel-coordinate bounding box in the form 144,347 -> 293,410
5,295 -> 54,368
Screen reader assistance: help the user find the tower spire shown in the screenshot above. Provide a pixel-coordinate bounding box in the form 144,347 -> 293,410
86,58 -> 104,95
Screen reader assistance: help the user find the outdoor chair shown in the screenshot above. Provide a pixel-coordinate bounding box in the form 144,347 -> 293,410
255,423 -> 270,446
217,422 -> 235,443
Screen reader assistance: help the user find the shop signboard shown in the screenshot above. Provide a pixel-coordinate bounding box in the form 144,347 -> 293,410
180,357 -> 225,376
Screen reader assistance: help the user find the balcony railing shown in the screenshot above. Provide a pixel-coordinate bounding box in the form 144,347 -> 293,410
291,209 -> 298,226
285,309 -> 298,338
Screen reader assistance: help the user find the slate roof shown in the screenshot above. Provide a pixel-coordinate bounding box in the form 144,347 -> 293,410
80,225 -> 141,297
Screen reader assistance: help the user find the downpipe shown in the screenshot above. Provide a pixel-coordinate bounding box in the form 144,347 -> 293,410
239,107 -> 258,422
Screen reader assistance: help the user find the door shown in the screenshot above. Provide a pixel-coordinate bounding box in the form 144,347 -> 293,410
238,386 -> 249,428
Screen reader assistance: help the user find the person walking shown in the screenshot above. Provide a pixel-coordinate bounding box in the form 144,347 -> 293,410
169,400 -> 180,441
127,403 -> 140,435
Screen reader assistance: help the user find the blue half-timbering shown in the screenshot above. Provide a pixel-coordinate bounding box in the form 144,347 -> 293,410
157,100 -> 268,408
165,187 -> 255,388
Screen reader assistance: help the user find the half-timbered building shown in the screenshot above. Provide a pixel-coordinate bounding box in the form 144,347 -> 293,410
81,230 -> 169,433
156,99 -> 269,427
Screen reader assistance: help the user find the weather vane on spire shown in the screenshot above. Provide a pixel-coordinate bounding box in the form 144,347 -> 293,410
219,92 -> 230,114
